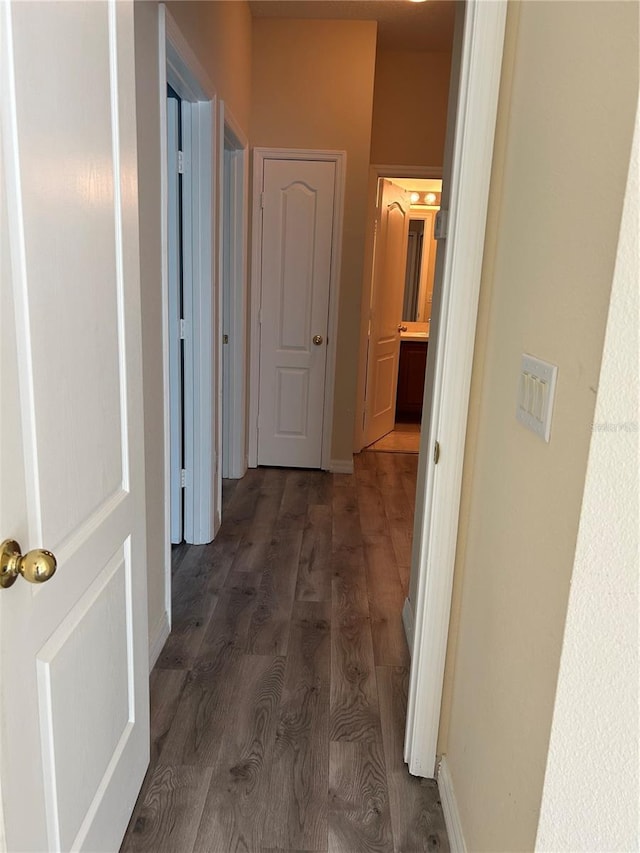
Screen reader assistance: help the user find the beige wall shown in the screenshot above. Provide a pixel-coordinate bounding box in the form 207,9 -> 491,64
134,0 -> 253,655
251,18 -> 378,463
370,49 -> 451,167
439,2 -> 638,851
536,105 -> 639,850
165,0 -> 252,132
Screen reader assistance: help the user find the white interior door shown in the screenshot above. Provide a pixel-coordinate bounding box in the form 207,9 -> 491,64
0,2 -> 149,850
167,94 -> 183,544
364,179 -> 411,446
257,159 -> 335,468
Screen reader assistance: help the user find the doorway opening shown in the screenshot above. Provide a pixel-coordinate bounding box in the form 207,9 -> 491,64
158,0 -> 507,795
165,77 -> 216,548
166,84 -> 186,544
248,148 -> 346,472
159,6 -> 218,653
363,177 -> 443,456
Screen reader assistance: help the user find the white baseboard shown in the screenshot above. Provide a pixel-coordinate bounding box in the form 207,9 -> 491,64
329,457 -> 354,474
402,597 -> 414,653
437,756 -> 467,853
148,610 -> 171,671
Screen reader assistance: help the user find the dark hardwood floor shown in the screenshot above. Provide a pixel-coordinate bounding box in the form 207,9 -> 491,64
121,452 -> 449,853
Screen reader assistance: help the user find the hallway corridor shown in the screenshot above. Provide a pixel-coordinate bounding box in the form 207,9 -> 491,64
121,453 -> 449,852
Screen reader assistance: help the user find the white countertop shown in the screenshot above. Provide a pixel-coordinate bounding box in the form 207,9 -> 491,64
401,330 -> 429,342
400,321 -> 430,342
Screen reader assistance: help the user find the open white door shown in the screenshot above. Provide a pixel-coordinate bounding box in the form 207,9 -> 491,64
0,2 -> 149,850
363,179 -> 411,447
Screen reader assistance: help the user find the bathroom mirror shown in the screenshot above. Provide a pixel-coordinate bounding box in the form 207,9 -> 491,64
402,210 -> 437,323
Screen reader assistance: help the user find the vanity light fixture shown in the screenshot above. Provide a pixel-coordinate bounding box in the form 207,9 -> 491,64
425,192 -> 437,205
410,192 -> 420,204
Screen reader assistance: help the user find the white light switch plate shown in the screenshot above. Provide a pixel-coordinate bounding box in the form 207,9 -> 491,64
516,353 -> 558,442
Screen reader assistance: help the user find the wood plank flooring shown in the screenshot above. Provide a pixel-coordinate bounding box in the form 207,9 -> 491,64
365,423 -> 421,454
121,453 -> 449,853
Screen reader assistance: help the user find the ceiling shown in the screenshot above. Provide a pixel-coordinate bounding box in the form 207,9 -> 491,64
248,1 -> 456,53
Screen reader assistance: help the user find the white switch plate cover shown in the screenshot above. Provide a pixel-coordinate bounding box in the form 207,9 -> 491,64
516,353 -> 558,442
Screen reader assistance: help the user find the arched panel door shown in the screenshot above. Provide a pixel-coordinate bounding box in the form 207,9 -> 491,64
257,159 -> 336,468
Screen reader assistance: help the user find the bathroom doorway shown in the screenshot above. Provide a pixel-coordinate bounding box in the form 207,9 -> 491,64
362,176 -> 442,454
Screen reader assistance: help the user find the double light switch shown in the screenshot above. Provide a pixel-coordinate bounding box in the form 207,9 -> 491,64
516,354 -> 558,442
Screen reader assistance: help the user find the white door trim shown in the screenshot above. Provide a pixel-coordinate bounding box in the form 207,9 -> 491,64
404,0 -> 507,776
248,148 -> 346,471
166,96 -> 182,545
219,103 -> 249,481
158,4 -> 218,625
355,164 -> 443,453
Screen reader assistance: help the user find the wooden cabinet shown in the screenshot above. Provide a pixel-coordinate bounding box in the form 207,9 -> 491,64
395,340 -> 428,422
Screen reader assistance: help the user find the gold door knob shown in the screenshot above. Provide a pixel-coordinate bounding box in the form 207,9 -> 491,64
398,324 -> 408,332
0,539 -> 57,589
312,335 -> 324,346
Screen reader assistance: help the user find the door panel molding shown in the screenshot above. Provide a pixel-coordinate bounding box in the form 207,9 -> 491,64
37,546 -> 134,851
249,148 -> 346,471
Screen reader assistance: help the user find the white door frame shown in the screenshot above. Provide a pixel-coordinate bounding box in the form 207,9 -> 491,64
158,3 -> 220,666
248,148 -> 346,471
404,0 -> 507,776
166,95 -> 183,545
219,105 -> 249,481
355,164 -> 442,453
159,6 -> 219,611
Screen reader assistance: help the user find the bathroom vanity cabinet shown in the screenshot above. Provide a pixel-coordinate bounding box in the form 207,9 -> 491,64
395,340 -> 428,422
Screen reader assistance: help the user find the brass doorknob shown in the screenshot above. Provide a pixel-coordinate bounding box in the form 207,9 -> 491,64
312,335 -> 324,346
398,324 -> 408,332
0,539 -> 57,589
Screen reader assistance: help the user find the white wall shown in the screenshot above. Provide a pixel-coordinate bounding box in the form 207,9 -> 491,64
536,104 -> 639,852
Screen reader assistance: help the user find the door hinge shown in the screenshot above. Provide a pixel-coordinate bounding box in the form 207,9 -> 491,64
180,468 -> 187,488
434,209 -> 448,240
433,440 -> 441,465
177,150 -> 184,174
260,191 -> 265,209
258,308 -> 262,326
179,318 -> 186,340
223,333 -> 229,344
